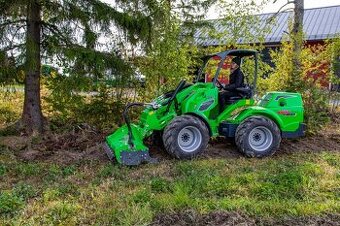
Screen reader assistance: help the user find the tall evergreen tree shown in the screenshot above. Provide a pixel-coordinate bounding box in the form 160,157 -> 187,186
0,0 -> 160,134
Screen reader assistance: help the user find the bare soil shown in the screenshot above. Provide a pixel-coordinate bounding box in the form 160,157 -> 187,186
0,116 -> 339,165
151,210 -> 340,226
0,123 -> 108,165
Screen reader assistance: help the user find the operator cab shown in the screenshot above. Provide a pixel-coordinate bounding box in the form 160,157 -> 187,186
196,49 -> 258,106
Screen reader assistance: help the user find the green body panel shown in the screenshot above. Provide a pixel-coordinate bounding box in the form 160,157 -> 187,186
106,82 -> 304,164
229,92 -> 304,132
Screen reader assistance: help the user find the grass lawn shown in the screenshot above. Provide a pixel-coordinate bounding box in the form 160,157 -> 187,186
0,144 -> 339,225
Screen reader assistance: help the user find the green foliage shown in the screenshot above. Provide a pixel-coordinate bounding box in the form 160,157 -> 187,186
136,22 -> 198,100
43,74 -> 129,128
61,165 -> 76,177
57,183 -> 80,197
150,177 -> 171,193
330,38 -> 340,84
321,152 -> 340,167
14,163 -> 43,177
0,89 -> 22,125
0,52 -> 21,85
0,164 -> 6,177
131,188 -> 152,205
12,183 -> 37,201
0,0 -> 173,131
0,192 -> 23,215
76,87 -> 128,128
204,0 -> 271,46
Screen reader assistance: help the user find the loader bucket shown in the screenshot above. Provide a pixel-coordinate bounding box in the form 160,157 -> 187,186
104,124 -> 156,166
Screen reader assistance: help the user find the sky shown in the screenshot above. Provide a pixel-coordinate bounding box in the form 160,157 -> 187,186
101,0 -> 340,19
261,0 -> 340,13
208,0 -> 340,19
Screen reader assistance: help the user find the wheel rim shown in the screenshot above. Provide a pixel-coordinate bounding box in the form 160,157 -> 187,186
177,126 -> 202,153
248,126 -> 273,152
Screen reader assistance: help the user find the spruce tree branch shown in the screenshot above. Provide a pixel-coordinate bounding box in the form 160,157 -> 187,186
42,21 -> 72,45
8,24 -> 25,50
0,19 -> 26,28
1,43 -> 24,52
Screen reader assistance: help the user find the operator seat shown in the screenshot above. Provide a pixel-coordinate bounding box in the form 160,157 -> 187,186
224,85 -> 253,105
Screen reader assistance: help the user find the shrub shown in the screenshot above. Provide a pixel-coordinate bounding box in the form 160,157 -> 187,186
43,73 -> 130,129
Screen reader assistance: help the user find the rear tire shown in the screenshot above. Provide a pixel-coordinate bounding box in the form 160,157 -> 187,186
235,116 -> 281,157
163,115 -> 209,159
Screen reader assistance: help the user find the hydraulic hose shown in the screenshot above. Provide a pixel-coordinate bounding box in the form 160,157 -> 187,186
123,103 -> 145,148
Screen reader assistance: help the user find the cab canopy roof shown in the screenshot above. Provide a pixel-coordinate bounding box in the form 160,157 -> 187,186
204,49 -> 258,60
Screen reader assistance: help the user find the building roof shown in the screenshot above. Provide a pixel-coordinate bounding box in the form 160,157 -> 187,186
194,5 -> 340,46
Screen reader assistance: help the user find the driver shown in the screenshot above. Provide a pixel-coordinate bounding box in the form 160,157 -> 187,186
219,57 -> 244,108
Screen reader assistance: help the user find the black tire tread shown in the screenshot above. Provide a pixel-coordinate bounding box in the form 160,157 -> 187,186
235,116 -> 281,157
163,115 -> 209,159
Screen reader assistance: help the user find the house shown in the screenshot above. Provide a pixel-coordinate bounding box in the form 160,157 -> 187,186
194,5 -> 340,87
195,5 -> 340,48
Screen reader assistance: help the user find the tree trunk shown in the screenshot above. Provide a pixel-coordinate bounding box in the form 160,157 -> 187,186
291,0 -> 304,85
22,0 -> 43,134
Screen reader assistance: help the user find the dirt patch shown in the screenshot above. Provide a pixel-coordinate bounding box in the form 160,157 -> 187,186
279,121 -> 340,155
151,210 -> 255,226
151,210 -> 340,226
0,124 -> 108,165
1,116 -> 339,165
0,135 -> 29,151
203,137 -> 244,159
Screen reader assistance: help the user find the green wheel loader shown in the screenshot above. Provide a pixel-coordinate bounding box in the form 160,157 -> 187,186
104,49 -> 305,165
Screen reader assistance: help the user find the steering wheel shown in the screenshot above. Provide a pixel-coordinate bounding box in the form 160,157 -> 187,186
215,79 -> 224,90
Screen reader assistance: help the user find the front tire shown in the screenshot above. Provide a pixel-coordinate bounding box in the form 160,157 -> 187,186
235,116 -> 281,157
163,115 -> 209,159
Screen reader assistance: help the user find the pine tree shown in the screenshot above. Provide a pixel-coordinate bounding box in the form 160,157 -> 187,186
0,0 -> 157,134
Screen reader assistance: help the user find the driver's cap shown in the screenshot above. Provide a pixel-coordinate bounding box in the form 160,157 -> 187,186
232,57 -> 242,66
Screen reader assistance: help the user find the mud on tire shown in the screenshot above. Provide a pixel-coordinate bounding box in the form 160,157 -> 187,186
162,115 -> 210,159
235,116 -> 281,157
